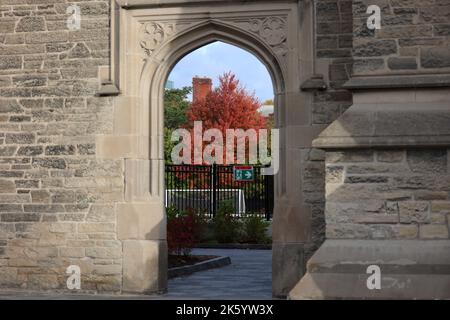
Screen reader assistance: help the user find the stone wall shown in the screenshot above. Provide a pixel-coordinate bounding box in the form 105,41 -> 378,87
0,1 -> 123,292
353,0 -> 450,75
290,0 -> 450,299
325,149 -> 450,240
301,0 -> 354,258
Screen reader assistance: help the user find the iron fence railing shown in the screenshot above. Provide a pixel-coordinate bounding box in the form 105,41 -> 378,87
165,164 -> 274,220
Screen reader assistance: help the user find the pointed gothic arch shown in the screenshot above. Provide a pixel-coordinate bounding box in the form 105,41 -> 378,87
98,0 -> 316,297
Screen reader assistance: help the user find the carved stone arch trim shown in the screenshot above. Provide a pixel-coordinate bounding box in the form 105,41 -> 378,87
149,18 -> 287,95
137,18 -> 288,203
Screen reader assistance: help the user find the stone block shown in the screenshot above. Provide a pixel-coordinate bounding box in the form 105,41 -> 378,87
30,190 -> 50,203
28,274 -> 59,290
290,240 -> 450,300
5,133 -> 34,144
407,149 -> 447,174
431,201 -> 450,212
78,223 -> 115,234
16,17 -> 45,32
326,151 -> 374,163
122,240 -> 167,294
420,225 -> 449,239
399,201 -> 430,223
59,247 -> 85,258
117,202 -> 166,241
0,180 -> 16,193
45,145 -> 76,156
388,57 -> 418,70
354,39 -> 397,57
86,247 -> 122,259
376,150 -> 405,163
0,57 -> 21,70
86,204 -> 115,223
421,47 -> 450,69
272,242 -> 306,298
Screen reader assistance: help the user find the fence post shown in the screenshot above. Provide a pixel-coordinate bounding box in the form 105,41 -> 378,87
264,173 -> 269,221
211,163 -> 217,217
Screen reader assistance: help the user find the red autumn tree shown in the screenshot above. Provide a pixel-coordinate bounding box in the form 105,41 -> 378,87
187,72 -> 267,133
179,72 -> 268,188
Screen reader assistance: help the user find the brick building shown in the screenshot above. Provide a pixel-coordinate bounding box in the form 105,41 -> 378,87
192,77 -> 212,103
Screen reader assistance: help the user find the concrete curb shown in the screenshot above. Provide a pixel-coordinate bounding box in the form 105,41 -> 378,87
168,256 -> 231,279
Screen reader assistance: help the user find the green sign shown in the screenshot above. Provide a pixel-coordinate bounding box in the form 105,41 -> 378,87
233,166 -> 254,181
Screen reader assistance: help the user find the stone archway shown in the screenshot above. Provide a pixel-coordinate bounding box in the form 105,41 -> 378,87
97,0 -> 318,297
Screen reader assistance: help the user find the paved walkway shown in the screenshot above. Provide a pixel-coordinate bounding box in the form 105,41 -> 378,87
0,249 -> 272,300
164,248 -> 272,300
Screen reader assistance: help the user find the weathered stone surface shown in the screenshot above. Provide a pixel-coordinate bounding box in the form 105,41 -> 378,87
32,158 -> 66,169
0,20 -> 16,34
378,26 -> 432,39
17,146 -> 43,156
354,40 -> 397,57
376,150 -> 405,163
326,151 -> 374,163
16,17 -> 45,33
0,100 -> 22,114
421,47 -> 450,69
325,166 -> 344,184
28,274 -> 59,290
86,247 -> 121,259
122,240 -> 167,293
407,149 -> 447,174
0,57 -> 21,70
431,202 -> 450,212
67,43 -> 90,59
0,204 -> 22,212
414,191 -> 448,201
323,147 -> 450,244
344,176 -> 389,184
45,145 -> 76,156
78,223 -> 115,233
434,24 -> 450,36
290,240 -> 450,300
419,225 -> 449,239
1,213 -> 40,222
0,180 -> 16,194
12,75 -> 47,87
78,144 -> 95,155
5,133 -> 35,144
399,201 -> 430,223
388,57 -> 418,70
14,180 -> 39,189
0,146 -> 18,156
86,205 -> 115,223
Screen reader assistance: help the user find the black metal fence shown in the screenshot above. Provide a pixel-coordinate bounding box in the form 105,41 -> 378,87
165,164 -> 274,220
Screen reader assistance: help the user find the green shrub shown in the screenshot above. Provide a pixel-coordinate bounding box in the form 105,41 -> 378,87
213,201 -> 242,243
166,205 -> 182,220
241,214 -> 270,244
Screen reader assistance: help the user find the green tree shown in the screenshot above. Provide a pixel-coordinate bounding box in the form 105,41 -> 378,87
164,87 -> 191,163
164,87 -> 191,129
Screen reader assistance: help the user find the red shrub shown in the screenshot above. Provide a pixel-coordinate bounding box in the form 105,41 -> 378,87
167,212 -> 198,256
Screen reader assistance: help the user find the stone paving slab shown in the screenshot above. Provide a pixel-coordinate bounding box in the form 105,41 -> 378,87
164,249 -> 272,300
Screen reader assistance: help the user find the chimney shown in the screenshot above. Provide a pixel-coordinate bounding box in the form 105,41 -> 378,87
192,77 -> 212,104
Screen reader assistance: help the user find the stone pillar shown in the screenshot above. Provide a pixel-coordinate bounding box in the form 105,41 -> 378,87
290,0 -> 450,299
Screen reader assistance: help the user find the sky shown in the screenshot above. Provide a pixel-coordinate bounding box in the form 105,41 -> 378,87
168,41 -> 274,103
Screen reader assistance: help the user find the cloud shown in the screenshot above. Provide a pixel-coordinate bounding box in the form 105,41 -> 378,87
169,41 -> 274,102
